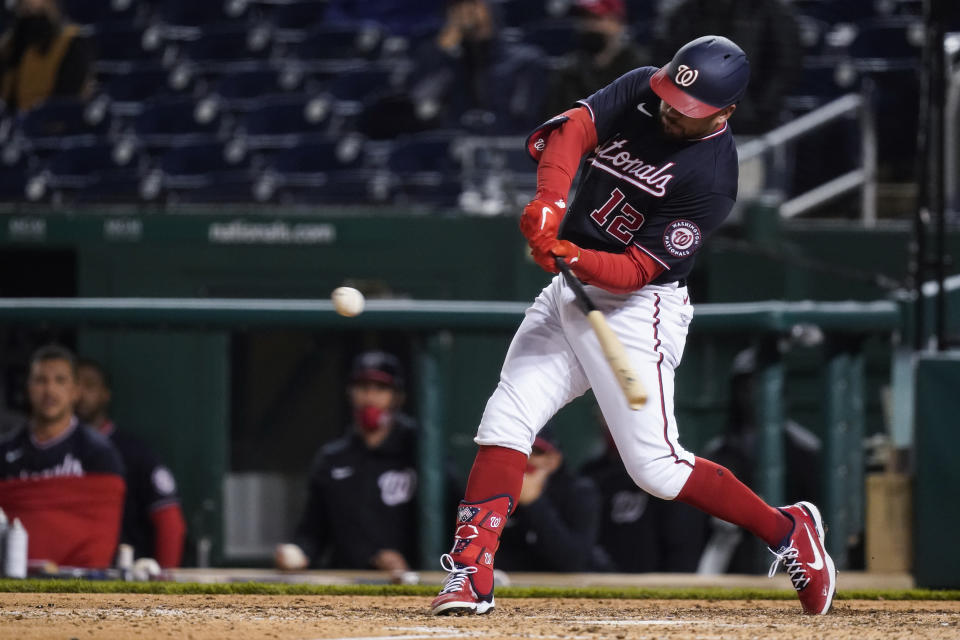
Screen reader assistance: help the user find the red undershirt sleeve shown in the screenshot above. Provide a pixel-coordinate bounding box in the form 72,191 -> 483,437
535,107 -> 598,203
573,245 -> 666,294
534,107 -> 663,293
150,503 -> 187,568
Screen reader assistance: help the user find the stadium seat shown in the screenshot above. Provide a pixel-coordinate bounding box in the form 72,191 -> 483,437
28,141 -> 144,203
93,23 -> 164,70
0,149 -> 33,201
212,65 -> 307,112
145,141 -> 254,203
235,94 -> 333,148
177,25 -> 273,67
133,96 -> 226,148
847,18 -> 923,65
15,97 -> 114,151
60,0 -> 140,26
156,0 -> 251,29
261,169 -> 393,205
100,62 -> 195,115
785,58 -> 857,112
267,136 -> 365,173
386,131 -> 463,174
294,24 -> 385,61
325,64 -> 401,102
269,0 -> 329,39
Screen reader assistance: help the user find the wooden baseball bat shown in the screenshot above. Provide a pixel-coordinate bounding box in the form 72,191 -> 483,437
555,258 -> 647,410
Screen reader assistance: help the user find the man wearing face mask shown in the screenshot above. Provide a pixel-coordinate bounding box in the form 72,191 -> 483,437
542,0 -> 647,120
275,351 -> 419,573
0,0 -> 94,113
403,0 -> 548,134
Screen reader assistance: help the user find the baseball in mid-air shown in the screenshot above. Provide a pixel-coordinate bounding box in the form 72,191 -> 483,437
331,286 -> 365,317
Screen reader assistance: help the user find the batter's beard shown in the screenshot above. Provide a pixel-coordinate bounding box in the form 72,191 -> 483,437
660,115 -> 685,139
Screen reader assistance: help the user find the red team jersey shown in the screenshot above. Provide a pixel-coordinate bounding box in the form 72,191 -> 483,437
527,67 -> 739,285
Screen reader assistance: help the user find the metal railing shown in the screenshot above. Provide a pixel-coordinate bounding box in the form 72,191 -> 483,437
737,91 -> 878,225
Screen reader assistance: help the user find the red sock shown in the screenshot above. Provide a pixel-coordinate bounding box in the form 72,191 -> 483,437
464,445 -> 527,513
676,457 -> 794,548
450,445 -> 527,597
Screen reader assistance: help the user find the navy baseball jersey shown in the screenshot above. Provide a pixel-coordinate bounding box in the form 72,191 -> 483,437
528,67 -> 739,285
0,418 -> 124,480
293,414 -> 419,569
103,424 -> 180,559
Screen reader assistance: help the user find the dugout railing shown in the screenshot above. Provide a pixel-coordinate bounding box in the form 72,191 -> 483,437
0,296 -> 903,571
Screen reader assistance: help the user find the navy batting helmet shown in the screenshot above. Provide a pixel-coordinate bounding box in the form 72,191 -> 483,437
650,35 -> 750,119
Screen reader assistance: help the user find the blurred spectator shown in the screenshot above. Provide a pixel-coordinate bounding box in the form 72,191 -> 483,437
542,0 -> 650,118
275,351 -> 419,573
697,346 -> 822,574
496,427 -> 612,573
653,0 -> 801,134
0,0 -> 94,112
75,358 -> 187,569
581,419 -> 709,572
0,344 -> 125,568
404,0 -> 549,134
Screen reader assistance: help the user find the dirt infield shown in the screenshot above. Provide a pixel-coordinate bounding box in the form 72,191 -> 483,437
1,593 -> 958,640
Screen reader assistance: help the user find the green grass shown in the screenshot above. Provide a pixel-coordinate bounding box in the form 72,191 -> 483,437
0,579 -> 958,601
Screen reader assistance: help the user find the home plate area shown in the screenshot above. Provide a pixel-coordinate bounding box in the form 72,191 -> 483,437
1,594 -> 958,640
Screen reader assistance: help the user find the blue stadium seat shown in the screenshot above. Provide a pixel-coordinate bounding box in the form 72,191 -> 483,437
384,132 -> 464,208
269,0 -> 329,37
785,58 -> 856,112
268,137 -> 365,173
294,24 -> 385,61
16,97 -> 114,151
0,149 -> 33,201
178,25 -> 273,66
262,169 -> 392,205
386,132 -> 463,174
93,23 -> 164,67
133,96 -> 226,148
60,0 -> 140,26
847,18 -> 923,65
30,141 -> 144,203
156,0 -> 251,28
236,94 -> 332,148
100,62 -> 195,115
325,64 -> 399,102
145,141 -> 254,203
212,65 -> 306,112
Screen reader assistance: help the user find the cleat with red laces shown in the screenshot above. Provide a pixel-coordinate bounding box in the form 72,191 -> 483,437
769,501 -> 837,615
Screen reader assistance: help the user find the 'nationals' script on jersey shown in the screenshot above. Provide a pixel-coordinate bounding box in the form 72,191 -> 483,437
526,67 -> 740,285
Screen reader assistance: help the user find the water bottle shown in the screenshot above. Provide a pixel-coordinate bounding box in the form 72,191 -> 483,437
0,508 -> 8,574
3,517 -> 27,579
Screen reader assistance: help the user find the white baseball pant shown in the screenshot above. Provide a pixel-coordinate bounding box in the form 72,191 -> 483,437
475,274 -> 696,500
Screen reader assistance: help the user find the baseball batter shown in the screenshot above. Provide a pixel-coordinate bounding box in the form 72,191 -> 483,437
431,36 -> 837,616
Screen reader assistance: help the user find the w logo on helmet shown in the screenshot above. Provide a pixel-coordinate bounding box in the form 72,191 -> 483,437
675,64 -> 699,87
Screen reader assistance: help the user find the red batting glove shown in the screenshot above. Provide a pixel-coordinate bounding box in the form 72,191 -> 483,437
519,194 -> 566,252
551,240 -> 589,280
531,247 -> 559,273
530,240 -> 583,276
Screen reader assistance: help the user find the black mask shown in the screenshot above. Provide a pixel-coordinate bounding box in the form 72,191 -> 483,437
16,14 -> 56,48
576,30 -> 608,55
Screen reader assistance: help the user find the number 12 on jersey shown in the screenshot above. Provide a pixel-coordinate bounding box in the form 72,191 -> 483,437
589,188 -> 646,245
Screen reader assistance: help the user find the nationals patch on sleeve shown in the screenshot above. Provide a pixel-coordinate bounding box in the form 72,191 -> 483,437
662,219 -> 702,257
